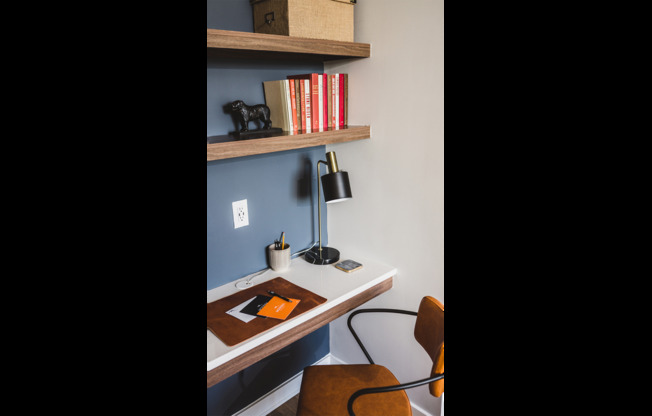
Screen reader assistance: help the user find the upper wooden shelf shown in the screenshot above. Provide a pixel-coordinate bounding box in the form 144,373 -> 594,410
207,29 -> 371,61
207,126 -> 370,161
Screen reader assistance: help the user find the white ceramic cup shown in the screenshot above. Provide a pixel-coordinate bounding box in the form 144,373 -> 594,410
268,243 -> 291,272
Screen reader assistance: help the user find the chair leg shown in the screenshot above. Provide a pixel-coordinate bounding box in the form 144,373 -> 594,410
347,308 -> 418,364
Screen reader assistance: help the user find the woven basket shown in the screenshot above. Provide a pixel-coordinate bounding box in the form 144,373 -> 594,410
251,0 -> 355,42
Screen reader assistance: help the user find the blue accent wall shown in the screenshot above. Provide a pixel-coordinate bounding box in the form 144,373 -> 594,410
207,10 -> 326,291
207,328 -> 329,416
207,147 -> 327,290
207,0 -> 253,32
207,2 -> 330,414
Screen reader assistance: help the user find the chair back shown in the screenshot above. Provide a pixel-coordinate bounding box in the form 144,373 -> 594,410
414,296 -> 444,397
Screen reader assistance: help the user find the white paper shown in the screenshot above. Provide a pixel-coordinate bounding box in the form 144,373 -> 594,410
226,297 -> 258,323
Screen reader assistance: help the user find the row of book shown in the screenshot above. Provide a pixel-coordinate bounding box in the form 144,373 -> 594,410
263,73 -> 348,134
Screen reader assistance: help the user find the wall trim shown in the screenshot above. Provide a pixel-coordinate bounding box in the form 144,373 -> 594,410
328,353 -> 347,365
411,401 -> 436,416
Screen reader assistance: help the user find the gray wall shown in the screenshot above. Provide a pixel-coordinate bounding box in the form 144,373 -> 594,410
325,0 -> 445,414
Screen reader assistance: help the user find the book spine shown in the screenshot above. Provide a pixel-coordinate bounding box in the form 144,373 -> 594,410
322,74 -> 328,131
311,74 -> 319,131
280,81 -> 288,131
289,79 -> 298,133
328,75 -> 336,128
317,75 -> 323,131
263,80 -> 288,131
283,79 -> 294,133
334,74 -> 339,130
299,79 -> 306,132
295,79 -> 302,132
338,74 -> 343,127
342,74 -> 348,127
303,79 -> 311,133
327,74 -> 333,130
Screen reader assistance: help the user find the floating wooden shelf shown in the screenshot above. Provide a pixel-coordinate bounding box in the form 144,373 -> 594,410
207,126 -> 370,161
207,30 -> 371,161
207,29 -> 371,61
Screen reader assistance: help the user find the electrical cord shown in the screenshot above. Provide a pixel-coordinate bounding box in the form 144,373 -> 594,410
234,268 -> 269,289
234,241 -> 318,289
291,240 -> 318,258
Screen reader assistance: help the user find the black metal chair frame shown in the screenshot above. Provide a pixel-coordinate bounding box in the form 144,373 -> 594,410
345,308 -> 445,416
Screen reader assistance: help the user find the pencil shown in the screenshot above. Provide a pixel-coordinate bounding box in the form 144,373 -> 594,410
281,232 -> 285,250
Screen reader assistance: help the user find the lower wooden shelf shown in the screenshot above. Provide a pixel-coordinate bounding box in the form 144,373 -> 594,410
207,125 -> 370,161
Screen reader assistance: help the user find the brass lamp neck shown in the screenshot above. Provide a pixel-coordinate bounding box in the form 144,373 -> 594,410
326,151 -> 339,173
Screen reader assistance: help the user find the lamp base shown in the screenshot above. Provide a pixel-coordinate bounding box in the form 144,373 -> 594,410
304,246 -> 340,265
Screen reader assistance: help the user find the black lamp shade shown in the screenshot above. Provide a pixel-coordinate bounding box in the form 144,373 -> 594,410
321,171 -> 352,203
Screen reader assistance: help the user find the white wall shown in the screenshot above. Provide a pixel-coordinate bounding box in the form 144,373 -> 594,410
325,0 -> 444,414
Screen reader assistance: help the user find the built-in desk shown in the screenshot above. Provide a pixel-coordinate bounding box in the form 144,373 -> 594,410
207,255 -> 396,388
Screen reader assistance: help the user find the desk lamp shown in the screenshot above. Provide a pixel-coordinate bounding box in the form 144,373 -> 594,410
304,151 -> 352,265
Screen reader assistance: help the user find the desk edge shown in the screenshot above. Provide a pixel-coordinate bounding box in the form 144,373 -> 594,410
207,275 -> 393,388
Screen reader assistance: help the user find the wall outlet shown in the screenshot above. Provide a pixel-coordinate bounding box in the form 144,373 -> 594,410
232,199 -> 249,228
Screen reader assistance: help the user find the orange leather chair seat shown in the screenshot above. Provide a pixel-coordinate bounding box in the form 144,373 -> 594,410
297,364 -> 412,416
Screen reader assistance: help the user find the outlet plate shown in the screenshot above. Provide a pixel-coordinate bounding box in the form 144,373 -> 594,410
232,199 -> 249,228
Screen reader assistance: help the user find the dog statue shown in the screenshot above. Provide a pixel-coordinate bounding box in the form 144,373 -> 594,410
230,100 -> 272,132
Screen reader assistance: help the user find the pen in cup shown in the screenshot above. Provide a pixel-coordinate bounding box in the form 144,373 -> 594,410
275,232 -> 286,250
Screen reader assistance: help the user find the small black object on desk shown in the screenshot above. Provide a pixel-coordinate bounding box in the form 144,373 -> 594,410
267,290 -> 292,303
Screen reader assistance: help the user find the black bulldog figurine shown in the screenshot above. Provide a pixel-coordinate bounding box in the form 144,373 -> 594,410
230,100 -> 272,132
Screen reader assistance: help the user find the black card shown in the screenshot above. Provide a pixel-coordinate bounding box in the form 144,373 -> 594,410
240,295 -> 272,317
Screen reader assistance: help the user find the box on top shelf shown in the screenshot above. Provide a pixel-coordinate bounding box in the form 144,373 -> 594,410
250,0 -> 355,43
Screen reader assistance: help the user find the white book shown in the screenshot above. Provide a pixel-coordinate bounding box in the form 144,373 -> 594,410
317,74 -> 323,131
303,79 -> 311,133
284,79 -> 294,133
334,73 -> 339,130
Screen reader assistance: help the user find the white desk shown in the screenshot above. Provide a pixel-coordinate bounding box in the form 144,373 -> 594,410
207,254 -> 396,387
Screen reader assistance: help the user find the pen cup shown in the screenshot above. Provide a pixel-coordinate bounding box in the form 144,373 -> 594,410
268,243 -> 291,272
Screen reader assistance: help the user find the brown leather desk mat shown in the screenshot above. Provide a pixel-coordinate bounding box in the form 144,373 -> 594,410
207,277 -> 327,347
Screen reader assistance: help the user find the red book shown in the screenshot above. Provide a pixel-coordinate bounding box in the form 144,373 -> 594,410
339,74 -> 345,127
322,74 -> 328,131
287,74 -> 320,131
288,78 -> 298,133
341,74 -> 348,127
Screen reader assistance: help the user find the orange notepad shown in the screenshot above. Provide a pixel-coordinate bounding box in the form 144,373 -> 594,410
257,296 -> 300,320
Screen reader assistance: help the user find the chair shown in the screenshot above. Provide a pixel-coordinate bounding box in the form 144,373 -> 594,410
296,296 -> 444,416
